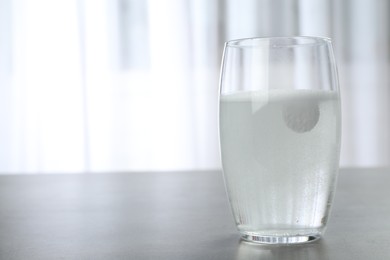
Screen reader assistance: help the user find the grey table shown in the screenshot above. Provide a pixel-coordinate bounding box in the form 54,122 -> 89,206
0,168 -> 389,259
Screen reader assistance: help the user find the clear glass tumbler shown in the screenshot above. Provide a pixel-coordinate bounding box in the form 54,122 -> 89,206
219,36 -> 341,244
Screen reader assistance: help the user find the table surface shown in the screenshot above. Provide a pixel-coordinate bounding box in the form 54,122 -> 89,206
0,168 -> 389,260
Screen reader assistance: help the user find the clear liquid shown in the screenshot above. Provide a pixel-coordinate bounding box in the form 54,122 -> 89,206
219,89 -> 340,238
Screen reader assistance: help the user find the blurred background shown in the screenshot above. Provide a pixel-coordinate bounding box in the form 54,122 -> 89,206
0,0 -> 389,173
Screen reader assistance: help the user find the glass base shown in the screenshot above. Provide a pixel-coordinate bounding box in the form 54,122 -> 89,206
241,233 -> 321,244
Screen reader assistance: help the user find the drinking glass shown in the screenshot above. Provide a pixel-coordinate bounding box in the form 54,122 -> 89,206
219,36 -> 341,244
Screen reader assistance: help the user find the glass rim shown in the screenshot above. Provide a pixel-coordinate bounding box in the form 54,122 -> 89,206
225,36 -> 332,48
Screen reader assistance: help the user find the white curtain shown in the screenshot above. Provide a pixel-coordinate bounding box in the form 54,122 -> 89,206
0,0 -> 86,172
0,0 -> 389,173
